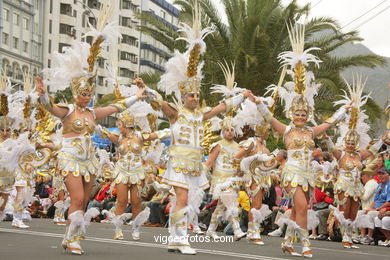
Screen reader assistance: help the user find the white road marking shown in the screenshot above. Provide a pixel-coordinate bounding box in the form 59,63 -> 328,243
0,228 -> 286,260
1,228 -> 388,259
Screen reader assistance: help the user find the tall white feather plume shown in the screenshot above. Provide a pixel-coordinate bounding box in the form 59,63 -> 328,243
83,0 -> 122,46
0,69 -> 12,95
176,1 -> 214,53
211,60 -> 244,98
158,50 -> 192,101
275,22 -> 321,118
335,74 -> 371,149
43,41 -> 90,91
158,0 -> 213,101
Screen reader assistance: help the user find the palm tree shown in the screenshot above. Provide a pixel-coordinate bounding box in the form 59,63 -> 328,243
138,0 -> 385,122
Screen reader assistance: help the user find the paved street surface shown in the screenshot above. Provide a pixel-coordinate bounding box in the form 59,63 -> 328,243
0,219 -> 389,260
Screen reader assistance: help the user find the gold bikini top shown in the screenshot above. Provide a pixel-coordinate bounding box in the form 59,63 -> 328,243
285,127 -> 315,150
62,105 -> 96,135
118,132 -> 143,157
339,152 -> 363,171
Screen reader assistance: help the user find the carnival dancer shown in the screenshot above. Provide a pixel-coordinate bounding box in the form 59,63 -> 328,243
324,75 -> 386,249
139,3 -> 253,254
97,101 -> 170,241
204,61 -> 247,241
255,22 -> 350,258
34,1 -> 147,254
235,99 -> 280,245
11,72 -> 42,229
0,71 -> 36,222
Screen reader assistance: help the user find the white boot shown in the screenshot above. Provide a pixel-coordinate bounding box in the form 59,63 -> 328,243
168,207 -> 196,255
63,210 -> 84,255
281,224 -> 301,256
297,228 -> 313,258
131,207 -> 150,240
112,213 -> 132,240
230,217 -> 246,240
192,224 -> 204,235
12,211 -> 29,229
53,201 -> 66,225
206,212 -> 220,239
247,221 -> 264,245
347,221 -> 359,249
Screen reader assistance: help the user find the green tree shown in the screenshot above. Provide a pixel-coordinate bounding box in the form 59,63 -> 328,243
139,0 -> 385,122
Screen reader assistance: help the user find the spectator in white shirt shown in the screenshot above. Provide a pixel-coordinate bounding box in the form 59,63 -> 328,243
356,168 -> 379,244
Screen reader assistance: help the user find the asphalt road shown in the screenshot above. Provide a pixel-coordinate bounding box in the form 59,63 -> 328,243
0,219 -> 389,260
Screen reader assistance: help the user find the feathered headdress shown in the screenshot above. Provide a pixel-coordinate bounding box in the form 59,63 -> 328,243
209,61 -> 245,136
0,69 -> 13,129
334,74 -> 371,150
158,0 -> 214,103
269,22 -> 321,121
43,0 -> 121,98
210,61 -> 244,99
117,100 -> 159,132
234,98 -> 274,138
0,69 -> 31,131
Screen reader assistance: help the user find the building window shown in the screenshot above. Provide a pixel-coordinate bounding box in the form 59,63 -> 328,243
119,68 -> 135,78
120,51 -> 138,64
35,0 -> 39,10
48,39 -> 51,53
23,17 -> 29,30
60,3 -> 72,16
33,44 -> 38,56
152,52 -> 157,62
23,41 -> 28,52
14,13 -> 20,25
48,59 -> 51,67
87,0 -> 100,10
121,16 -> 134,28
34,23 -> 39,33
13,37 -> 19,49
49,20 -> 52,33
50,0 -> 53,14
88,17 -> 96,27
97,57 -> 105,68
59,23 -> 74,37
97,76 -> 104,86
2,33 -> 8,45
59,43 -> 71,53
160,10 -> 166,20
121,35 -> 138,47
86,36 -> 93,45
122,0 -> 138,13
3,9 -> 10,21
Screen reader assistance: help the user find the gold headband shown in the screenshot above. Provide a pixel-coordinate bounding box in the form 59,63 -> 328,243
117,110 -> 135,128
71,74 -> 95,97
288,96 -> 313,121
343,129 -> 360,150
179,77 -> 201,97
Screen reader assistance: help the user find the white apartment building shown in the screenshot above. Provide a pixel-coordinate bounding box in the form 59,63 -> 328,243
1,0 -> 179,99
139,0 -> 179,74
0,0 -> 44,88
42,0 -> 178,97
